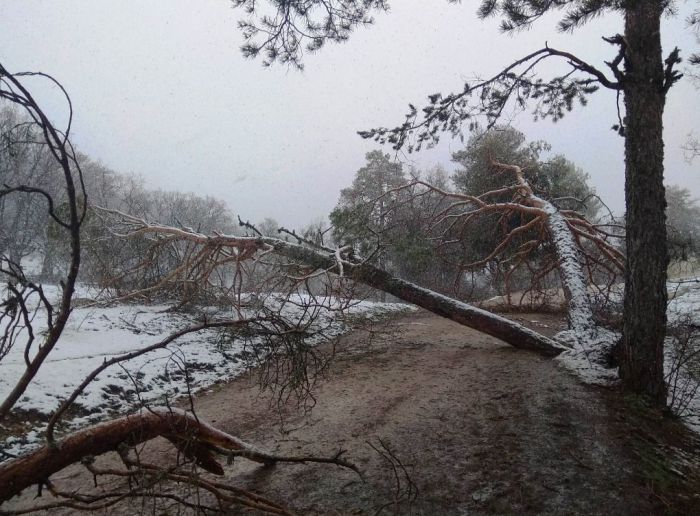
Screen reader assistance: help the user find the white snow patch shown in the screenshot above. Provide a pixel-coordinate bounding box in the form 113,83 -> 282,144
667,278 -> 700,324
0,285 -> 414,458
555,328 -> 619,386
666,277 -> 700,431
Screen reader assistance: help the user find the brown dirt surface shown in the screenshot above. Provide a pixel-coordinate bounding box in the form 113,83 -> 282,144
5,310 -> 700,514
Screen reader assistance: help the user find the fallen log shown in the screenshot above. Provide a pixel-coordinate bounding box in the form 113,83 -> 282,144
100,208 -> 568,358
268,238 -> 567,357
0,407 -> 359,504
0,408 -> 259,501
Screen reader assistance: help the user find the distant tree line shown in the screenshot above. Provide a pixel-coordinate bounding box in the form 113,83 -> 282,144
0,103 -> 237,293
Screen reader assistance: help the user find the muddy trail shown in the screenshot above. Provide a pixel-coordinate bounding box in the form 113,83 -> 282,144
6,311 -> 700,514
189,311 -> 700,514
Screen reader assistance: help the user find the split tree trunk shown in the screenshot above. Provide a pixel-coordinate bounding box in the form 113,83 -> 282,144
620,0 -> 668,405
488,160 -> 597,338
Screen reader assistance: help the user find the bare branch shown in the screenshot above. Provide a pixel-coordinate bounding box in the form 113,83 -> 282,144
0,63 -> 86,420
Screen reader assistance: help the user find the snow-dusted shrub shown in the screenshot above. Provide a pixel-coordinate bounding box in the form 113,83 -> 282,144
666,314 -> 700,419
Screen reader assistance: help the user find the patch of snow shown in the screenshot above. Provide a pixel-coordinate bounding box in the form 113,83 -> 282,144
667,278 -> 700,324
555,328 -> 619,386
666,276 -> 700,432
0,285 -> 414,458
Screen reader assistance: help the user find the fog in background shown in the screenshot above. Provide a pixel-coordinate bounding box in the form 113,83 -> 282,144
1,0 -> 698,228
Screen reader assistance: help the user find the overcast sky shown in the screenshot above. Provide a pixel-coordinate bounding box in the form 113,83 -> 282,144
1,0 -> 698,228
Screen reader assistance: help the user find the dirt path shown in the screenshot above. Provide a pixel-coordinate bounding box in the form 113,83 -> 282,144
5,310 -> 700,514
184,310 -> 699,514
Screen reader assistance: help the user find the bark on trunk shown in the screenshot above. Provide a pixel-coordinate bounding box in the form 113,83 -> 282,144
268,239 -> 566,357
620,0 -> 668,405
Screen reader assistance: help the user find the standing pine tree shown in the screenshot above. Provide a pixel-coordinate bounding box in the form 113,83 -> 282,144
330,151 -> 405,264
231,0 -> 697,405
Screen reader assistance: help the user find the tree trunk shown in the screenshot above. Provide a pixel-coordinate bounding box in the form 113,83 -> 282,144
267,239 -> 566,357
488,160 -> 597,338
620,0 -> 668,405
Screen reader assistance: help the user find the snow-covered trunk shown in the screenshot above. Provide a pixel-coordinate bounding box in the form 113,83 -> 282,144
541,203 -> 596,338
489,160 -> 597,341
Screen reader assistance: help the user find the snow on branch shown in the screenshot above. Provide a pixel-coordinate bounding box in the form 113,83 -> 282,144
371,159 -> 622,325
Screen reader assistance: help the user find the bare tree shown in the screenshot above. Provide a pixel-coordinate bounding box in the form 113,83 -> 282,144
0,65 -> 359,513
0,105 -> 64,275
0,63 -> 85,420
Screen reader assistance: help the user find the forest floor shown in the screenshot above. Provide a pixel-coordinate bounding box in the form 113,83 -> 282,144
7,310 -> 700,515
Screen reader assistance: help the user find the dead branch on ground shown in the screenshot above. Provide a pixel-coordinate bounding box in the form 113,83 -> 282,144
1,406 -> 359,513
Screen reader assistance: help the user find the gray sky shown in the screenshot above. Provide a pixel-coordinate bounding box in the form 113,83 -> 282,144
1,0 -> 698,228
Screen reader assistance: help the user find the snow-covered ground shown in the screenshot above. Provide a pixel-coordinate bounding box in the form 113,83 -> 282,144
665,278 -> 700,430
0,285 -> 414,457
667,279 -> 700,320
